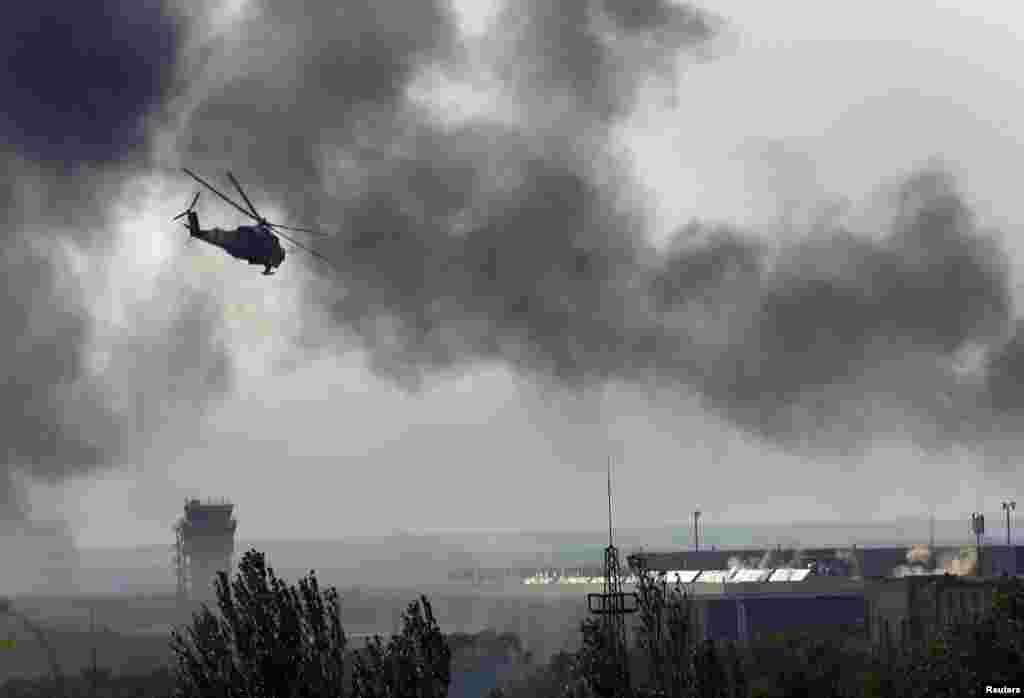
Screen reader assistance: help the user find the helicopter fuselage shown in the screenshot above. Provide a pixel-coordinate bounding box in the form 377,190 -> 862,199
187,212 -> 285,273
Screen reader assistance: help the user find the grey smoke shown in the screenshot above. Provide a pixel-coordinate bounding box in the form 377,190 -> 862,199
1,0 -> 234,532
170,0 -> 1024,468
492,0 -> 722,120
891,544 -> 977,577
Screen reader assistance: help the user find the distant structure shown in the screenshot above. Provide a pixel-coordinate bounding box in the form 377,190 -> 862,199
970,512 -> 985,576
174,498 -> 237,601
867,574 -> 1001,650
1003,501 -> 1016,546
929,512 -> 935,551
586,458 -> 637,694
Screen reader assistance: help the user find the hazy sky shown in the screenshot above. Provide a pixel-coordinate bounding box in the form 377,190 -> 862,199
10,0 -> 1024,547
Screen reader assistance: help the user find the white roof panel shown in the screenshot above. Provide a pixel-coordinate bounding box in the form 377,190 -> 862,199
768,568 -> 812,582
696,570 -> 734,583
663,570 -> 700,583
729,568 -> 771,583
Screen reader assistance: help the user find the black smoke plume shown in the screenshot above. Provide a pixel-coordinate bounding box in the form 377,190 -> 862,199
176,0 -> 1024,466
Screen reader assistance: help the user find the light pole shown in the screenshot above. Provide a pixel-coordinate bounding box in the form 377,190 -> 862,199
1003,501 -> 1016,546
971,512 -> 985,576
693,509 -> 701,552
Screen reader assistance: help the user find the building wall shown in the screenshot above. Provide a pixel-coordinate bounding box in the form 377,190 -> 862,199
865,576 -> 1001,648
744,595 -> 865,639
984,545 -> 1021,577
688,593 -> 866,645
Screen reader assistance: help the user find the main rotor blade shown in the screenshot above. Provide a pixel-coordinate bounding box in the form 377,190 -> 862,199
269,223 -> 328,236
275,230 -> 339,272
172,211 -> 188,221
226,171 -> 262,222
182,168 -> 259,223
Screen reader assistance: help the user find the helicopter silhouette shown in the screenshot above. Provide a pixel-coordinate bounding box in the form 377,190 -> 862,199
175,168 -> 333,275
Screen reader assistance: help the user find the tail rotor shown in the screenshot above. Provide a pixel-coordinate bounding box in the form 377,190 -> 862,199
173,192 -> 201,239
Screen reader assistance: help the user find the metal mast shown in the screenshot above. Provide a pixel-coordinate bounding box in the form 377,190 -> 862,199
587,456 -> 638,695
929,511 -> 935,551
970,512 -> 985,576
1003,501 -> 1016,547
602,456 -> 610,552
693,509 -> 701,552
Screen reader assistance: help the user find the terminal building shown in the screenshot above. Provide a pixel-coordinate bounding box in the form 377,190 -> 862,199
636,544 -> 1022,646
448,542 -> 1024,646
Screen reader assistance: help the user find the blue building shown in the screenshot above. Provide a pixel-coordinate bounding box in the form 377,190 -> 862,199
692,592 -> 866,644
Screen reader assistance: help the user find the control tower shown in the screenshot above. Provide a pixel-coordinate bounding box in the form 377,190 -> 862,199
174,498 -> 237,601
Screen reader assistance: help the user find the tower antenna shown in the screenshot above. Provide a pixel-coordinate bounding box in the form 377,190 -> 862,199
607,455 -> 613,549
587,454 -> 638,695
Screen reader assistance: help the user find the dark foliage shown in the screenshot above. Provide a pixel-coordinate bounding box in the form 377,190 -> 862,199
493,576 -> 1024,698
169,548 -> 451,698
6,574 -> 1023,697
170,549 -> 347,697
350,596 -> 451,698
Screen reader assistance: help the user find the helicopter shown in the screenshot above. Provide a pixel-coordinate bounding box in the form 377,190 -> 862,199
174,168 -> 333,275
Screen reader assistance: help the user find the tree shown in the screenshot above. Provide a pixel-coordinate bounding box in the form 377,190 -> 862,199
171,550 -> 454,697
170,548 -> 348,697
632,572 -> 697,698
897,576 -> 1024,697
349,595 -> 451,698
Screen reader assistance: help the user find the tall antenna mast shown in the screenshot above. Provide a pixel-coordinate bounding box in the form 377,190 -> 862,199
587,454 -> 637,696
607,455 -> 613,549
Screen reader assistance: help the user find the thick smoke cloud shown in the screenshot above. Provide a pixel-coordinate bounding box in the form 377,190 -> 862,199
179,0 -> 719,388
692,169 -> 1015,449
176,0 -> 1024,466
180,0 -> 459,220
328,132 -> 662,387
1,0 -> 233,526
493,0 -> 720,120
1,241 -> 110,520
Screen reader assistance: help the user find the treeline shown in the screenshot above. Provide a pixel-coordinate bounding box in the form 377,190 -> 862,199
3,549 -> 1023,697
